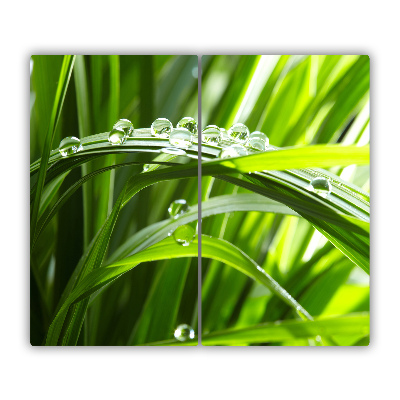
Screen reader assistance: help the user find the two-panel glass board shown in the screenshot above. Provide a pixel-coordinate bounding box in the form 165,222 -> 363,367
30,55 -> 370,346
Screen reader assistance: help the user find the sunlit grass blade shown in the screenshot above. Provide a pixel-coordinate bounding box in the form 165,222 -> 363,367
202,313 -> 369,345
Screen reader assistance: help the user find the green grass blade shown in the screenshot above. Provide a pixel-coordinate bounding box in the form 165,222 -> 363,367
202,313 -> 369,345
30,55 -> 76,248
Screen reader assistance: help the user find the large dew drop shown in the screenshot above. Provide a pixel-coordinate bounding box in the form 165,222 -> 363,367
220,144 -> 248,158
202,125 -> 221,145
227,123 -> 250,144
173,225 -> 195,246
248,131 -> 269,151
177,117 -> 198,135
113,119 -> 134,137
151,118 -> 173,138
169,128 -> 193,149
59,136 -> 82,157
108,127 -> 127,145
168,199 -> 189,219
174,324 -> 195,342
309,177 -> 332,198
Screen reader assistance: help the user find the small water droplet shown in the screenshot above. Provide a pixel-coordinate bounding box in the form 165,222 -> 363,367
227,123 -> 250,144
169,128 -> 193,149
220,144 -> 248,158
174,324 -> 195,341
143,164 -> 150,172
168,199 -> 189,219
177,117 -> 198,135
173,225 -> 195,246
202,125 -> 221,145
309,177 -> 332,198
161,147 -> 187,156
247,131 -> 269,151
113,119 -> 134,136
151,118 -> 173,138
108,128 -> 127,145
59,136 -> 82,157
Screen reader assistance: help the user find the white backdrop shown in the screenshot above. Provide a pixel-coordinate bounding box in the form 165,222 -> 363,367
1,1 -> 398,398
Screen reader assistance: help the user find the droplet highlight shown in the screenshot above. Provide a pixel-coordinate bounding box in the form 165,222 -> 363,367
220,128 -> 230,142
220,144 -> 248,158
151,118 -> 173,138
169,128 -> 193,149
227,123 -> 250,144
174,324 -> 195,341
309,177 -> 332,198
108,128 -> 127,145
142,164 -> 150,172
248,131 -> 269,151
177,117 -> 198,135
113,119 -> 134,137
168,199 -> 189,219
202,125 -> 221,145
173,225 -> 195,246
58,136 -> 82,157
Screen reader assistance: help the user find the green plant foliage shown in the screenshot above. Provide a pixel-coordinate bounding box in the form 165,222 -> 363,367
201,55 -> 369,346
30,55 -> 199,345
30,55 -> 369,346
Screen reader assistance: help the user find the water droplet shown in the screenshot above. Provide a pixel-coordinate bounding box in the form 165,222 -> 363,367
174,324 -> 195,341
143,164 -> 150,172
169,128 -> 193,149
108,128 -> 127,145
161,147 -> 187,156
220,144 -> 248,158
309,177 -> 332,198
202,125 -> 221,145
151,118 -> 173,138
227,123 -> 250,144
168,199 -> 189,219
173,225 -> 195,246
248,131 -> 269,151
177,117 -> 198,135
59,136 -> 82,157
113,119 -> 134,136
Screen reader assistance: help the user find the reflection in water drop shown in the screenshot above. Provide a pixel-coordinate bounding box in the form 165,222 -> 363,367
142,164 -> 150,172
173,225 -> 195,246
248,131 -> 269,151
174,324 -> 195,341
168,199 -> 189,218
108,128 -> 127,145
220,128 -> 230,142
151,118 -> 173,138
169,128 -> 193,149
220,144 -> 248,158
59,136 -> 82,157
227,123 -> 250,144
309,177 -> 332,198
202,125 -> 221,145
113,119 -> 134,136
177,117 -> 198,135
161,147 -> 187,156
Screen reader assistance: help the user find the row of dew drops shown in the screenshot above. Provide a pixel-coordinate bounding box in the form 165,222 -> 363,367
57,116 -> 332,197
